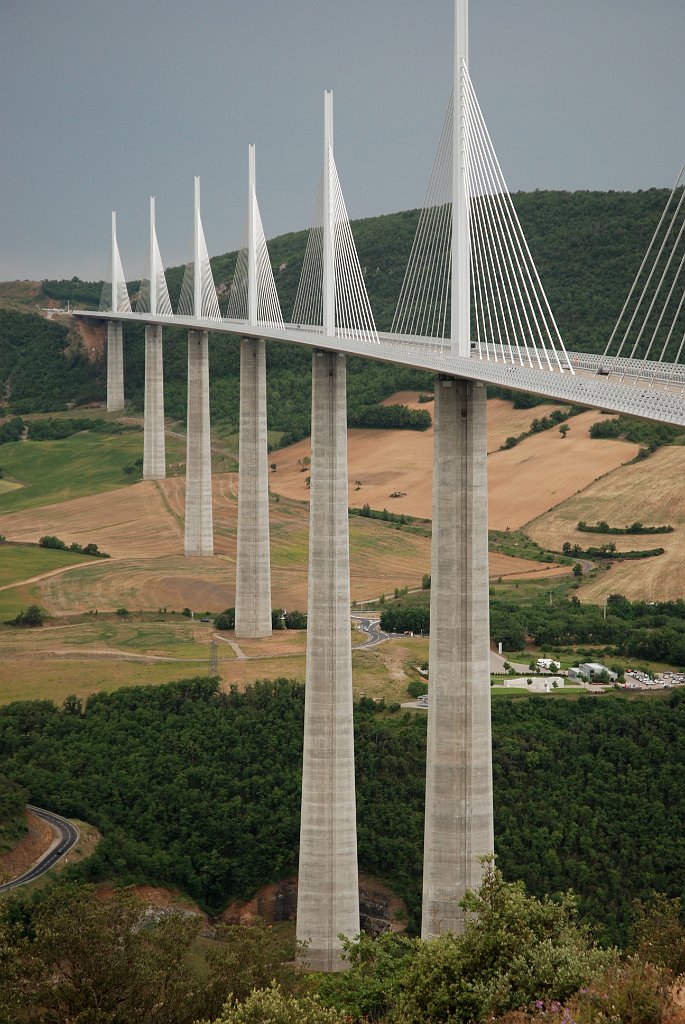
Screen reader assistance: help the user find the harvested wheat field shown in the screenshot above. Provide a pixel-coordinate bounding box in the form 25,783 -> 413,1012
270,393 -> 570,519
0,480 -> 183,558
487,411 -> 639,530
528,445 -> 685,602
271,400 -> 639,528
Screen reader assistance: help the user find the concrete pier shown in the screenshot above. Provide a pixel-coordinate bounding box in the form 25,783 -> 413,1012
297,350 -> 359,972
106,322 -> 125,412
184,330 -> 213,556
143,325 -> 166,480
421,376 -> 493,939
235,338 -> 272,637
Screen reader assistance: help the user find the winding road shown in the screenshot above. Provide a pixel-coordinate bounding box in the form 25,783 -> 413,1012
0,806 -> 79,894
352,614 -> 391,648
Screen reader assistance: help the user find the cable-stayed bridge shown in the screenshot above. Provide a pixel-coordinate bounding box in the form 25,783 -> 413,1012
75,0 -> 684,974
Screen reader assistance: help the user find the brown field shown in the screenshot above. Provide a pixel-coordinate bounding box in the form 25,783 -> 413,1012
0,395 -> 598,623
528,445 -> 685,602
0,481 -> 184,558
487,411 -> 640,531
270,400 -> 639,529
270,394 -> 567,520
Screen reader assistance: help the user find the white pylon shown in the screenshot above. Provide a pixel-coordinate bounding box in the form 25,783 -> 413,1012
100,212 -> 131,313
178,177 -> 221,320
137,198 -> 173,316
451,0 -> 469,357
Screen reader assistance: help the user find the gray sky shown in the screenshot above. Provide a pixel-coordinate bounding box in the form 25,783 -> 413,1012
1,0 -> 683,282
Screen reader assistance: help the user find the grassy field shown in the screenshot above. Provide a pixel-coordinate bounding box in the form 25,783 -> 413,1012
0,432 -> 186,513
0,544 -> 93,587
0,434 -> 144,512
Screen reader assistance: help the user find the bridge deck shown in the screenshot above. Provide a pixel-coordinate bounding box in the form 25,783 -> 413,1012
74,311 -> 685,427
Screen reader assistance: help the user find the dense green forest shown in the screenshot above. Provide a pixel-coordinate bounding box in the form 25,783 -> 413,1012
382,589 -> 685,663
0,190 -> 675,432
0,678 -> 683,946
0,310 -> 103,414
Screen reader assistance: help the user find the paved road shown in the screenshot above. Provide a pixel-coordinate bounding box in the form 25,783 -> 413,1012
0,806 -> 79,894
352,615 -> 391,648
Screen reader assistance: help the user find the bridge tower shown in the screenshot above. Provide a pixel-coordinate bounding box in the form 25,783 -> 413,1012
296,91 -> 360,972
421,0 -> 494,939
184,176 -> 214,557
235,146 -> 273,638
143,197 -> 166,480
106,211 -> 127,412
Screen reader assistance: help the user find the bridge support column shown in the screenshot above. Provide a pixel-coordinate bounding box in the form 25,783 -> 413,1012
422,376 -> 493,939
106,322 -> 124,411
143,325 -> 166,480
235,338 -> 272,637
297,350 -> 359,972
184,330 -> 213,556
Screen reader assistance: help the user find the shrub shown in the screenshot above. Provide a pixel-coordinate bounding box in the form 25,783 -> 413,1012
215,608 -> 235,630
39,535 -> 67,550
7,605 -> 46,627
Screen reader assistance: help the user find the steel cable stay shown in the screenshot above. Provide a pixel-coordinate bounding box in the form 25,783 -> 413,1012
602,160 -> 685,376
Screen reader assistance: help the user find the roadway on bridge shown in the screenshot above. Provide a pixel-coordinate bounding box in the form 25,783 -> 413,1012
0,806 -> 79,894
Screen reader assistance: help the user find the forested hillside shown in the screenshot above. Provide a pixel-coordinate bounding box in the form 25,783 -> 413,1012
1,678 -> 683,944
0,190 -> 673,427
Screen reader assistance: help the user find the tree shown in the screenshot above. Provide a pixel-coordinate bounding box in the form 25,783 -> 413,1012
354,479 -> 362,490
270,463 -> 277,472
572,563 -> 583,578
215,608 -> 235,630
395,860 -> 614,1023
0,883 -> 204,1023
559,422 -> 570,439
8,605 -> 45,627
198,985 -> 347,1024
39,535 -> 66,550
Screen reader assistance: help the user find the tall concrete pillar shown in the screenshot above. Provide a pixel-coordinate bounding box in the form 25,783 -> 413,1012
184,330 -> 213,556
297,349 -> 359,972
422,376 -> 493,939
235,338 -> 272,637
106,321 -> 124,411
143,325 -> 166,480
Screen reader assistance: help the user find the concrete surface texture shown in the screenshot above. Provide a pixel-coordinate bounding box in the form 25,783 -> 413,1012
422,376 -> 494,939
297,350 -> 360,972
106,321 -> 125,412
143,325 -> 166,480
235,338 -> 272,637
184,330 -> 214,556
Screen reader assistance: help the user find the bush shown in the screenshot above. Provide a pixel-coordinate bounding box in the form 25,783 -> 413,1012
407,679 -> 427,699
39,535 -> 67,550
7,605 -> 46,627
215,609 -> 235,630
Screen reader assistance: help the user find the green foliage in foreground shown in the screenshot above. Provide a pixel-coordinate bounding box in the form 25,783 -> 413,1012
320,862 -> 612,1023
6,869 -> 683,1024
0,679 -> 684,944
0,884 -> 301,1024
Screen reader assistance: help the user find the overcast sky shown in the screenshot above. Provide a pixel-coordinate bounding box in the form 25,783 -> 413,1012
1,0 -> 683,282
